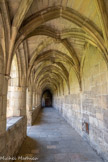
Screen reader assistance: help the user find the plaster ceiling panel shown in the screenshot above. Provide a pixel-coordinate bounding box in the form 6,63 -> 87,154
68,37 -> 85,61
74,0 -> 91,15
27,35 -> 55,59
48,0 -> 62,7
38,0 -> 49,10
25,0 -> 62,20
67,0 -> 83,10
36,61 -> 71,73
61,0 -> 68,7
67,0 -> 102,31
25,0 -> 38,19
40,42 -> 71,57
43,17 -> 80,33
82,0 -> 102,29
26,0 -> 49,18
91,11 -> 102,30
7,0 -> 21,20
27,35 -> 47,58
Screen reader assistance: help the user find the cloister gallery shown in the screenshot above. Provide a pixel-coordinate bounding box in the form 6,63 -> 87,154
0,0 -> 108,161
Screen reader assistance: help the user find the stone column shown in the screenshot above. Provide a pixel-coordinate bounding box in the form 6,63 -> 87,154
0,74 -> 9,135
33,91 -> 36,108
12,86 -> 26,116
26,88 -> 33,125
0,75 -> 8,157
26,88 -> 33,111
7,85 -> 27,117
35,93 -> 37,107
37,92 -> 41,107
37,93 -> 39,107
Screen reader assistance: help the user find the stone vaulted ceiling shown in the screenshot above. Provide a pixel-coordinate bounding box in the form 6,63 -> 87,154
0,0 -> 108,94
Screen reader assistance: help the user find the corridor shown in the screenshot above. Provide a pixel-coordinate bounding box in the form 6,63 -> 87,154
17,108 -> 103,162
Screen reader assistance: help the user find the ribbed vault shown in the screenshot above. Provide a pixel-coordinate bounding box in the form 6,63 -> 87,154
0,0 -> 108,97
0,1 -> 108,160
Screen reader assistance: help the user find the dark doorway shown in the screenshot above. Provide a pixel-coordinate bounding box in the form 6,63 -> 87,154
41,90 -> 52,107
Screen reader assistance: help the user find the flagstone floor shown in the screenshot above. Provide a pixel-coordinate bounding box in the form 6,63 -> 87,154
16,107 -> 103,162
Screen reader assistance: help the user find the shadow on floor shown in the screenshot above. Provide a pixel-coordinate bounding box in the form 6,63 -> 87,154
16,107 -> 103,162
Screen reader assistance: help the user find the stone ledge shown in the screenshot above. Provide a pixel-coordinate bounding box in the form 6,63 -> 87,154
6,116 -> 23,130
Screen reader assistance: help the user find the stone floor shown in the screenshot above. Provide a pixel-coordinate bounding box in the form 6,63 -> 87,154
16,107 -> 103,162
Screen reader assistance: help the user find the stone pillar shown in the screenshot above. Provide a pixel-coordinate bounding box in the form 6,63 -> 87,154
12,86 -> 26,116
7,85 -> 26,117
0,75 -> 8,135
37,92 -> 41,107
26,88 -> 33,125
35,93 -> 37,107
26,89 -> 33,111
37,93 -> 39,106
33,91 -> 36,108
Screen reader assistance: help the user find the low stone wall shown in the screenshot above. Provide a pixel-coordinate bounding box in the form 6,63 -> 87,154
27,105 -> 41,126
0,116 -> 27,161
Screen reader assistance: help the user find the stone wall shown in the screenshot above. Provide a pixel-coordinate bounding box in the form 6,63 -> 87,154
53,94 -> 82,135
27,105 -> 41,125
53,45 -> 108,161
0,116 -> 27,161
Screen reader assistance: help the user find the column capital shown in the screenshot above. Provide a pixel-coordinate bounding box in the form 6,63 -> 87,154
4,74 -> 11,80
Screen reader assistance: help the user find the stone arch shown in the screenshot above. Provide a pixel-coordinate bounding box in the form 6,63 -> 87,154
41,89 -> 53,107
27,25 -> 107,63
7,6 -> 107,76
16,6 -> 106,58
35,71 -> 63,96
28,49 -> 80,94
